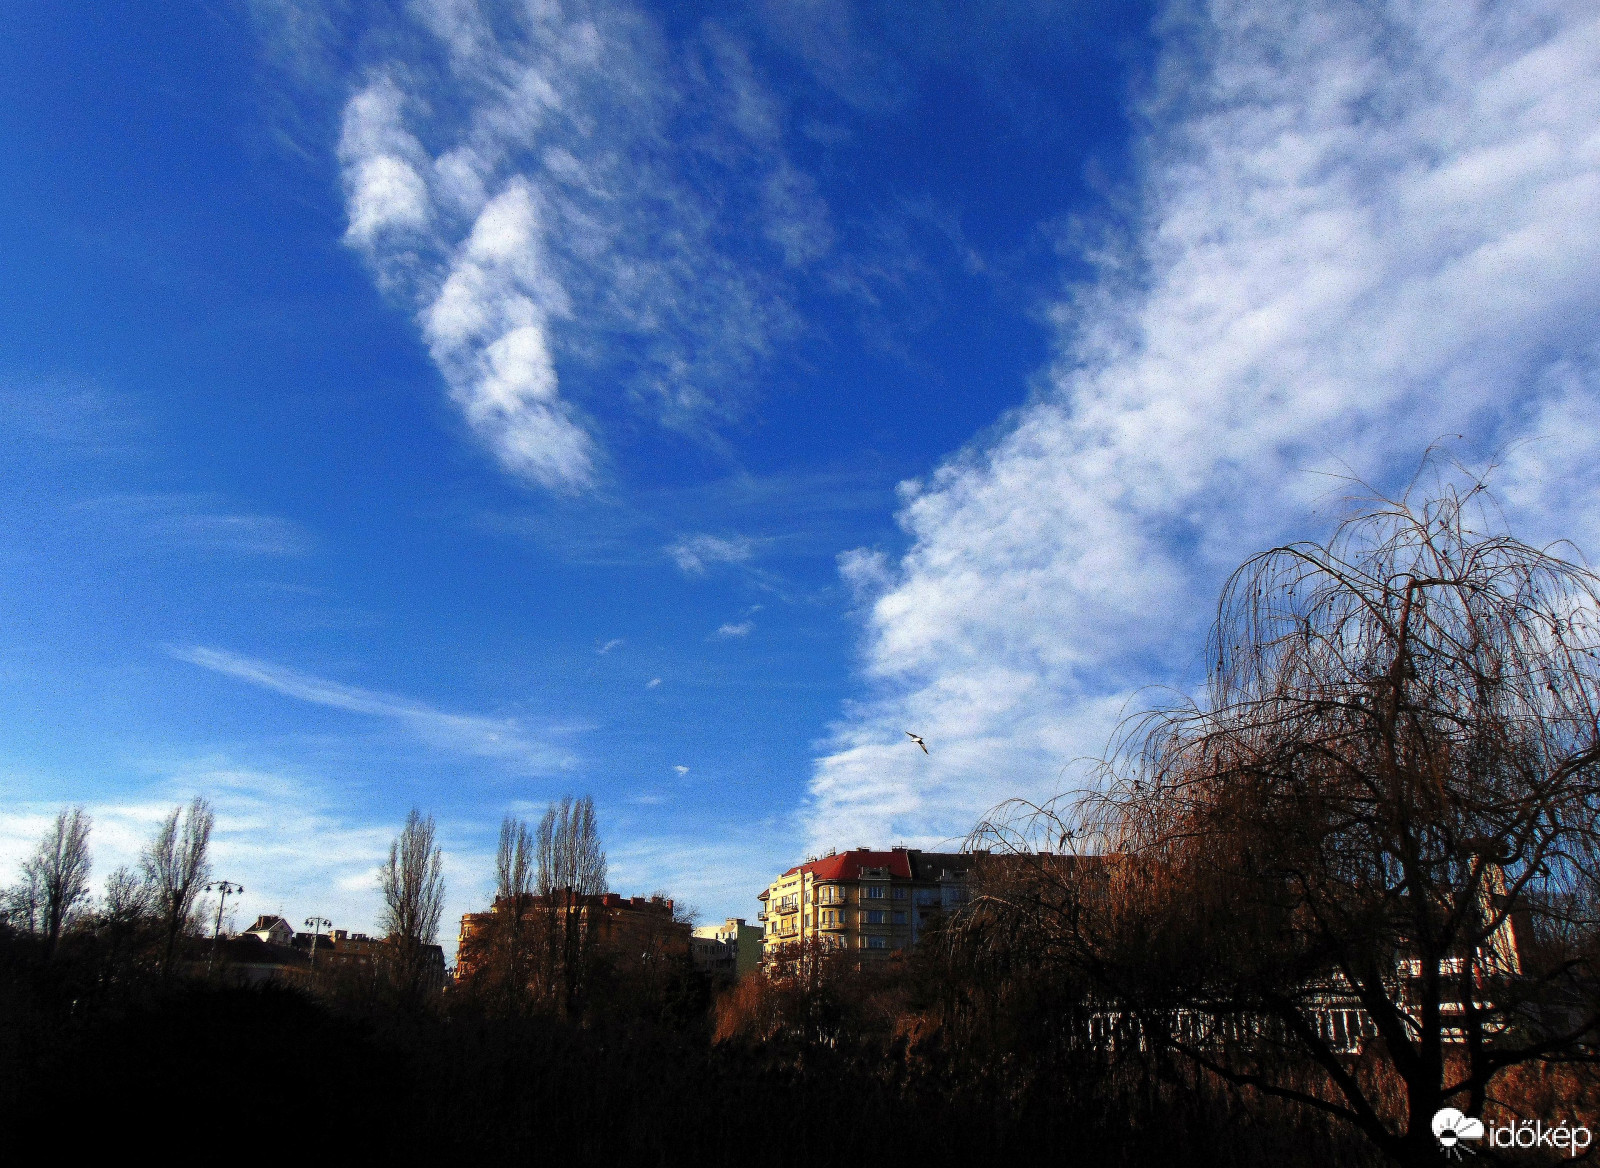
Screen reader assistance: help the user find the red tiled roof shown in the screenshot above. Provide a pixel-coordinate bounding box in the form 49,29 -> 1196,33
784,848 -> 913,881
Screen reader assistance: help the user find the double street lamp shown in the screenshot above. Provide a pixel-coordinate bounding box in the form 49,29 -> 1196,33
304,916 -> 332,969
205,880 -> 244,975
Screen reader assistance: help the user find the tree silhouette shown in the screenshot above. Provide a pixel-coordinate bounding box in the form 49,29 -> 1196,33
24,807 -> 93,957
141,798 -> 213,978
380,808 -> 445,1005
975,471 -> 1600,1167
536,795 -> 606,1017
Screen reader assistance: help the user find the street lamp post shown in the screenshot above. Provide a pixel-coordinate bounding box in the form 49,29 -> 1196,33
205,880 -> 244,975
304,916 -> 332,970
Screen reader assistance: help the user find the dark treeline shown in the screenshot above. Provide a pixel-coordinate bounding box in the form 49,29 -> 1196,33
0,795 -> 1363,1164
0,906 -> 1375,1166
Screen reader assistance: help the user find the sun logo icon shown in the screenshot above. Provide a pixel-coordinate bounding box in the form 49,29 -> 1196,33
1432,1108 -> 1485,1158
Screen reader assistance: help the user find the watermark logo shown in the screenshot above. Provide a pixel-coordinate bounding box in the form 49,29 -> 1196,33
1432,1109 -> 1484,1158
1432,1108 -> 1593,1159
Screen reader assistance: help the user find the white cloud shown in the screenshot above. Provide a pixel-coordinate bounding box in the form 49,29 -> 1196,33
668,533 -> 756,575
812,0 -> 1600,850
646,677 -> 662,688
421,179 -> 595,490
597,638 -> 624,654
673,765 -> 690,775
338,76 -> 432,249
170,646 -> 573,772
334,2 -> 822,489
716,621 -> 754,638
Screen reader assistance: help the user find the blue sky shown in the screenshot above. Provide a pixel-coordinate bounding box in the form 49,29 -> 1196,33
2,0 -> 1597,951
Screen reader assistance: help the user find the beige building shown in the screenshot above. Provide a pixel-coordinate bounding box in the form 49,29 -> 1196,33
757,847 -> 976,957
692,917 -> 763,978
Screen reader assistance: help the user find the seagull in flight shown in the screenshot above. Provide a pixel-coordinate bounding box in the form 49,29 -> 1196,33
905,732 -> 928,754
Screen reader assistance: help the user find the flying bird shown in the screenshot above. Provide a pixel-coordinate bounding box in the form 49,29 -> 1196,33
905,732 -> 928,754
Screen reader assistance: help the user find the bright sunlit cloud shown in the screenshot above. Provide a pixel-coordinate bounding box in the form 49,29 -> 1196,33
4,0 -> 1595,939
335,0 -> 827,490
811,0 -> 1600,850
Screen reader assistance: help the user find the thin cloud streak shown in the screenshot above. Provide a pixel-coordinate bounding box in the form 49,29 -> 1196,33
170,646 -> 573,772
71,494 -> 311,558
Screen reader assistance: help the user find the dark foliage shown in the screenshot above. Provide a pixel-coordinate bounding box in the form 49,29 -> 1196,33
0,920 -> 1383,1167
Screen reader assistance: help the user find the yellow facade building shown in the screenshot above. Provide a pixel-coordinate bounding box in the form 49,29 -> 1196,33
757,846 -> 977,957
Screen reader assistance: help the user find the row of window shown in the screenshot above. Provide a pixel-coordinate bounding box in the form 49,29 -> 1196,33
783,884 -> 964,913
815,909 -> 909,926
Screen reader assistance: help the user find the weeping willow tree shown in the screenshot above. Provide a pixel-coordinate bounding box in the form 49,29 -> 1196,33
973,473 -> 1600,1167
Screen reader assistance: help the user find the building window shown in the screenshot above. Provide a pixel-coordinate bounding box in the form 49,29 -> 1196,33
892,911 -> 907,924
892,887 -> 906,900
866,910 -> 886,925
865,885 -> 885,899
866,936 -> 888,949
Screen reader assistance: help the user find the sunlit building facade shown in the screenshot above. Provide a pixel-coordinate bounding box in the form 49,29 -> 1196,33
757,847 -> 976,958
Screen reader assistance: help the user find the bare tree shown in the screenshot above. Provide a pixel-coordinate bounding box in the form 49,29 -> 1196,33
380,808 -> 445,1003
535,795 -> 606,1017
536,795 -> 607,897
21,807 -> 92,955
141,797 -> 214,978
458,816 -> 538,1011
102,865 -> 151,922
975,472 -> 1600,1167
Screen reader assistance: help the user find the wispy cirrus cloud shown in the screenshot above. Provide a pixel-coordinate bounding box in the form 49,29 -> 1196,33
812,0 -> 1600,849
334,0 -> 830,490
170,646 -> 573,772
716,620 -> 754,638
71,494 -> 311,558
668,533 -> 757,575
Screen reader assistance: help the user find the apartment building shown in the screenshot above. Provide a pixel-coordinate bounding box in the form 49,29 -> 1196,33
757,847 -> 977,957
456,891 -> 686,981
692,917 -> 764,978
